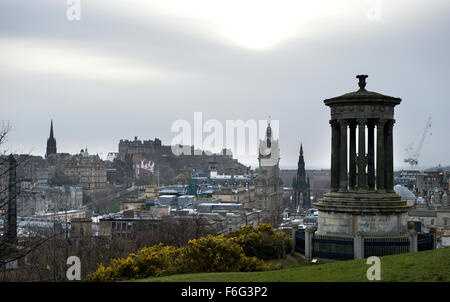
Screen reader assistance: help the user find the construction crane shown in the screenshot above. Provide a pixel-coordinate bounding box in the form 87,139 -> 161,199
404,117 -> 432,167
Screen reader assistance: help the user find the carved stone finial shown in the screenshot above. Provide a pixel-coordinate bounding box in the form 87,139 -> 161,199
356,75 -> 368,90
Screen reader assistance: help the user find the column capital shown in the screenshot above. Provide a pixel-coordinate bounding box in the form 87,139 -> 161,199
338,119 -> 348,128
356,118 -> 367,126
386,119 -> 396,126
376,119 -> 386,127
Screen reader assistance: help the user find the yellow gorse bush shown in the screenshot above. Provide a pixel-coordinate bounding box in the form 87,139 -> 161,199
89,243 -> 179,281
89,224 -> 285,281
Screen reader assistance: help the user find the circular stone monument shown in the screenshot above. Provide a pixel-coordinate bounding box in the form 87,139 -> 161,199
314,75 -> 411,236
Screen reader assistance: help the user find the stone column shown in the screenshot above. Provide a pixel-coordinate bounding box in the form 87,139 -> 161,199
430,227 -> 437,249
357,119 -> 368,192
305,226 -> 316,263
376,119 -> 385,192
349,121 -> 357,190
409,229 -> 418,253
291,227 -> 297,254
385,119 -> 395,193
338,120 -> 348,192
354,232 -> 364,259
330,120 -> 340,192
367,121 -> 375,190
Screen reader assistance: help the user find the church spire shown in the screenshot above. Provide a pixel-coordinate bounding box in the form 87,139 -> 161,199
46,119 -> 57,158
50,119 -> 54,139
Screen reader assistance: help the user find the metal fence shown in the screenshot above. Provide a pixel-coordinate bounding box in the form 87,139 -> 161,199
364,237 -> 409,257
312,234 -> 354,260
417,233 -> 434,251
295,230 -> 305,255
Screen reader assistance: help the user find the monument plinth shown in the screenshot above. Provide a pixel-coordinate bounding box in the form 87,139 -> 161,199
314,75 -> 411,237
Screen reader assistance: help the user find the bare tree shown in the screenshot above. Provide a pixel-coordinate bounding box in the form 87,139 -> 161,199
0,122 -> 64,280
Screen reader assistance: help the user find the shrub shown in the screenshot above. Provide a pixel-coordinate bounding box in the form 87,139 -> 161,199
175,235 -> 246,273
89,224 -> 289,281
88,243 -> 179,281
226,223 -> 291,260
240,256 -> 271,272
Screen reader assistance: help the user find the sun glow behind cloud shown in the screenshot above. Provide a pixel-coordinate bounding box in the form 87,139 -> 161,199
101,0 -> 359,50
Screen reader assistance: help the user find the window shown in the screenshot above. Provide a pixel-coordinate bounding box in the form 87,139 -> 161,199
431,219 -> 434,225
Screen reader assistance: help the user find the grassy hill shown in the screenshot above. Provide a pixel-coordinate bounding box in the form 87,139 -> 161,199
136,247 -> 450,282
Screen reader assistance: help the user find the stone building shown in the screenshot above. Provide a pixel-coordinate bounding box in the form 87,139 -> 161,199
396,170 -> 421,190
1,154 -> 49,190
117,137 -> 246,186
47,149 -> 107,202
17,186 -> 83,216
255,121 -> 283,220
213,186 -> 252,208
118,136 -> 166,160
99,215 -> 159,241
70,217 -> 93,239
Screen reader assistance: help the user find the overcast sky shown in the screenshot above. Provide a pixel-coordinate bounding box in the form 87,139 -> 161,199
1,0 -> 449,169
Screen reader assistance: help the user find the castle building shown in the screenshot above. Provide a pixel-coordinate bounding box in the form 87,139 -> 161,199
292,144 -> 311,210
45,120 -> 57,158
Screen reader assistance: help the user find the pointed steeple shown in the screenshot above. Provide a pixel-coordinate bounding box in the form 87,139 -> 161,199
50,119 -> 54,139
297,142 -> 306,181
266,117 -> 272,148
294,142 -> 311,209
46,119 -> 57,158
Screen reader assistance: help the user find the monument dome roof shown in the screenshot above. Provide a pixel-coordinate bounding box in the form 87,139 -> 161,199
324,75 -> 401,106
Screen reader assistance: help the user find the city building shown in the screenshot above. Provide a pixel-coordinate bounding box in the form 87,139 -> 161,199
255,121 -> 282,216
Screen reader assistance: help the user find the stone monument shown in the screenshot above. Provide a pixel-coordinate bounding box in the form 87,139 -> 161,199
314,75 -> 411,237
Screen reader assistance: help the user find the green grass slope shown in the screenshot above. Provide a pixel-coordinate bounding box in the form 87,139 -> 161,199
136,247 -> 450,282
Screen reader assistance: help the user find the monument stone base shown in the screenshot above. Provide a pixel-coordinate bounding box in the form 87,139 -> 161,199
314,191 -> 412,237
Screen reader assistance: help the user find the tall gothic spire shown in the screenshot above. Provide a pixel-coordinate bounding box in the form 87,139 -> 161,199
294,142 -> 311,209
298,142 -> 305,172
50,119 -> 54,138
46,119 -> 57,158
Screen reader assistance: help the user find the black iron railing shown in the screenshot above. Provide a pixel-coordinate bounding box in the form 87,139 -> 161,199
417,233 -> 434,251
312,234 -> 354,260
364,237 -> 409,257
295,230 -> 305,255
